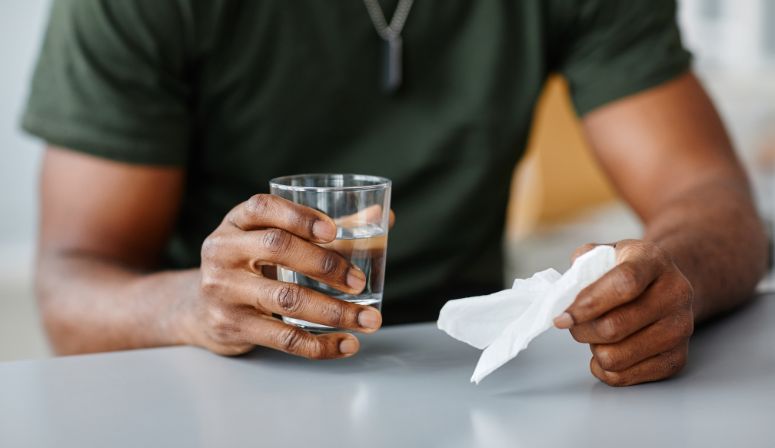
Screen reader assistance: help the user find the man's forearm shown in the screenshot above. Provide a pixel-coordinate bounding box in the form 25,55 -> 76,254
642,178 -> 769,322
35,251 -> 199,355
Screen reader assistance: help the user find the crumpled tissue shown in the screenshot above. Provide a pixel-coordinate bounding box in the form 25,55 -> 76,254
437,245 -> 616,383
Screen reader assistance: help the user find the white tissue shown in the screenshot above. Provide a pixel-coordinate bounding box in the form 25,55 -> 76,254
437,245 -> 616,383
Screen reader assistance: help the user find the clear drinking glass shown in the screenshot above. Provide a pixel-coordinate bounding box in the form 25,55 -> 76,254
269,174 -> 392,332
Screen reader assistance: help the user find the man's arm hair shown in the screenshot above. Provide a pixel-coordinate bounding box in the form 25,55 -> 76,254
582,72 -> 768,322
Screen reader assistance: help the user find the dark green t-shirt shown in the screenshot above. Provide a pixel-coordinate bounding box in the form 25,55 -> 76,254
22,0 -> 690,324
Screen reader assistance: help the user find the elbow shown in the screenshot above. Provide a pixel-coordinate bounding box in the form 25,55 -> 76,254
34,258 -> 82,356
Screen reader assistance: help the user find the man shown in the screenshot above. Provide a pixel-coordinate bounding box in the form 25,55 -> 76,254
23,0 -> 768,386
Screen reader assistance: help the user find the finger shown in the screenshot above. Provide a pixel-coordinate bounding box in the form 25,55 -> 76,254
334,204 -> 394,230
247,228 -> 366,294
559,251 -> 662,327
242,313 -> 362,359
322,230 -> 387,256
568,281 -> 671,344
227,194 -> 338,243
570,242 -> 610,264
588,313 -> 694,372
590,343 -> 689,387
244,276 -> 381,332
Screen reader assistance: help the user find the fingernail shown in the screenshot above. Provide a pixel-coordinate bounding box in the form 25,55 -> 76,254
554,312 -> 574,329
358,308 -> 382,330
346,268 -> 366,291
339,337 -> 359,355
312,219 -> 336,241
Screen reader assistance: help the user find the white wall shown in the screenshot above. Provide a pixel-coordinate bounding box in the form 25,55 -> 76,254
680,0 -> 775,72
0,0 -> 49,284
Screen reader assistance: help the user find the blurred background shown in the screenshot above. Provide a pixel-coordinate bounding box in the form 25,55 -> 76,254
1,0 -> 773,362
0,0 -> 49,361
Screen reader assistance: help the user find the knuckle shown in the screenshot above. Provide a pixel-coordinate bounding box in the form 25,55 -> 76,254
675,277 -> 695,307
199,265 -> 231,300
595,316 -> 623,342
631,239 -> 654,254
591,357 -> 628,387
644,241 -> 668,261
616,240 -> 670,268
205,308 -> 241,342
572,289 -> 594,313
617,239 -> 639,247
594,346 -> 619,371
318,251 -> 341,276
637,240 -> 659,254
305,341 -> 328,360
199,270 -> 224,297
291,210 -> 317,237
274,283 -> 304,314
613,264 -> 641,297
246,194 -> 275,217
603,371 -> 629,387
683,316 -> 695,339
277,327 -> 308,355
262,228 -> 292,255
614,239 -> 637,257
675,313 -> 695,340
201,234 -> 225,263
663,349 -> 687,377
591,363 -> 623,387
320,302 -> 347,328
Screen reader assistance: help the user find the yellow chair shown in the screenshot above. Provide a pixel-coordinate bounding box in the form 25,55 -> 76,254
507,76 -> 618,240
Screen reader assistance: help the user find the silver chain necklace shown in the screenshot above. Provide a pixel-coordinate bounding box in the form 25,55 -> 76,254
362,0 -> 415,93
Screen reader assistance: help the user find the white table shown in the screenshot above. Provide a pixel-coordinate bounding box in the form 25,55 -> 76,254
2,294 -> 774,447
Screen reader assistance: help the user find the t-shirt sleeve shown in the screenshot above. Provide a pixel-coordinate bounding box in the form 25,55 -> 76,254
21,0 -> 192,166
556,0 -> 692,116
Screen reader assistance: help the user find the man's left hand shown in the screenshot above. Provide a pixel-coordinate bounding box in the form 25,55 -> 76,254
554,240 -> 695,386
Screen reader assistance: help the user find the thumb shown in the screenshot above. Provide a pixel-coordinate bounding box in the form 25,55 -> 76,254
569,242 -> 616,264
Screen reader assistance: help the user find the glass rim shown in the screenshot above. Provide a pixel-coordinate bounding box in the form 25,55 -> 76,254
269,173 -> 392,192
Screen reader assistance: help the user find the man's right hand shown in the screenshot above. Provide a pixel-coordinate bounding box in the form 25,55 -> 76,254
179,194 -> 383,359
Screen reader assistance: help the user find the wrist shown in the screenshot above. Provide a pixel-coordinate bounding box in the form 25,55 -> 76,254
151,269 -> 202,347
